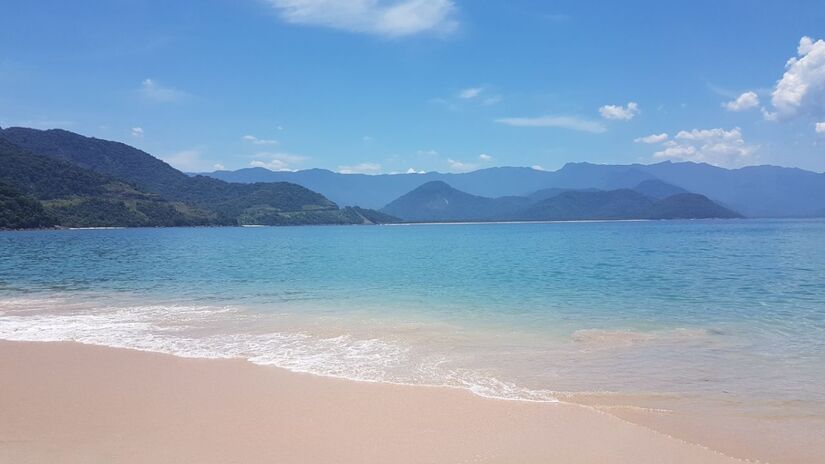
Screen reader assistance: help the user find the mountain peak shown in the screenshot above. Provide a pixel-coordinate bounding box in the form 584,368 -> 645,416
414,180 -> 454,192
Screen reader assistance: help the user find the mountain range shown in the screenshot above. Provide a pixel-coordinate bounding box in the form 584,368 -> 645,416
1,125 -> 822,229
0,127 -> 396,228
201,162 -> 825,218
382,181 -> 740,222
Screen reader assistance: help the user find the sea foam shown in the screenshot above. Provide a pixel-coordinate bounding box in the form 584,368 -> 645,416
0,296 -> 558,403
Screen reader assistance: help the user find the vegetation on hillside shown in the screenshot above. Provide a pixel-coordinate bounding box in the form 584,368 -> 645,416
0,129 -> 396,228
0,138 -> 218,227
0,182 -> 56,229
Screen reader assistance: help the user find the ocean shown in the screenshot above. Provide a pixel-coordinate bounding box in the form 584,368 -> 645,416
2,219 -> 824,440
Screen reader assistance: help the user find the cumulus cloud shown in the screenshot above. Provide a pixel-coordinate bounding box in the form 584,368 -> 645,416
650,127 -> 755,167
634,133 -> 668,144
816,121 -> 825,133
599,102 -> 640,120
767,36 -> 825,120
242,134 -> 278,145
338,162 -> 382,174
131,127 -> 144,137
406,168 -> 426,174
478,153 -> 492,161
531,165 -> 545,171
495,115 -> 606,133
249,152 -> 307,171
264,0 -> 457,38
723,91 -> 760,111
139,78 -> 187,103
213,163 -> 226,171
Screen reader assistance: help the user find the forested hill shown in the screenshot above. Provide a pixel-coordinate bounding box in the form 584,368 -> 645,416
0,128 -> 396,229
0,137 -> 218,228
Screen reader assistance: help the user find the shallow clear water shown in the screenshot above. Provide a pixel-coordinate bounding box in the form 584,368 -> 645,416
1,220 -> 824,413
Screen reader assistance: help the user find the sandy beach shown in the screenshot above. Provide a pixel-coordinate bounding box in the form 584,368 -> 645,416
0,341 -> 747,464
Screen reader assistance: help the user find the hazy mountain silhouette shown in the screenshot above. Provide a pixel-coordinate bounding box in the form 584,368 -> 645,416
381,181 -> 741,222
201,162 -> 824,217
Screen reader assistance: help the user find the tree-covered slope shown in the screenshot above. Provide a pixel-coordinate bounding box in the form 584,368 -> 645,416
0,138 -> 218,227
0,182 -> 56,229
0,128 -> 339,220
0,128 -> 395,227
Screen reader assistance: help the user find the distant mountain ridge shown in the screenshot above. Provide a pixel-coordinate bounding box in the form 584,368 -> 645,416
200,162 -> 825,217
0,127 -> 396,228
382,181 -> 741,222
2,125 -> 822,228
381,181 -> 531,222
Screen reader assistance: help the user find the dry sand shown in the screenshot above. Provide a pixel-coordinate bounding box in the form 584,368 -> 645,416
0,340 -> 747,464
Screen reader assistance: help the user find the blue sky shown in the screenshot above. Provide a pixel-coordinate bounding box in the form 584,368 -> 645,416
2,0 -> 825,173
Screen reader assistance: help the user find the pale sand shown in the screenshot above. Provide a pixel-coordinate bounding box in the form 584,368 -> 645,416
0,341 -> 745,464
562,393 -> 825,464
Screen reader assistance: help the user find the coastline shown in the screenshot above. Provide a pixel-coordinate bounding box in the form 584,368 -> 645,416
0,340 -> 745,464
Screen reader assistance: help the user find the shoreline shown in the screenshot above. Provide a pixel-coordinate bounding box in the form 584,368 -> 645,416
3,216 -> 769,233
0,340 -> 747,464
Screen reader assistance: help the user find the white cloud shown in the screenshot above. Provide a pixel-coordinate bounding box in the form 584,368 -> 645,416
761,108 -> 779,121
495,115 -> 607,133
130,127 -> 144,137
139,78 -> 187,103
599,102 -> 640,120
338,162 -> 382,174
767,36 -> 825,120
446,158 -> 475,172
634,133 -> 668,144
213,163 -> 226,171
651,127 -> 755,167
458,87 -> 483,99
249,152 -> 308,171
724,91 -> 760,111
406,168 -> 426,174
816,121 -> 825,133
161,149 -> 217,172
264,0 -> 457,38
531,165 -> 545,171
478,153 -> 492,161
443,86 -> 502,107
242,134 -> 278,145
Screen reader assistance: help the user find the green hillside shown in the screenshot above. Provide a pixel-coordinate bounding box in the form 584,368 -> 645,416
0,138 -> 219,228
0,128 -> 396,228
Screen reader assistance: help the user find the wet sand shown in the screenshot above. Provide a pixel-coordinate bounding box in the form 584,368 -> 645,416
0,340 -> 749,464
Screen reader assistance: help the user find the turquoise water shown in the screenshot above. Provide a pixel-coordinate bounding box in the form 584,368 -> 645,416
2,220 -> 825,414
